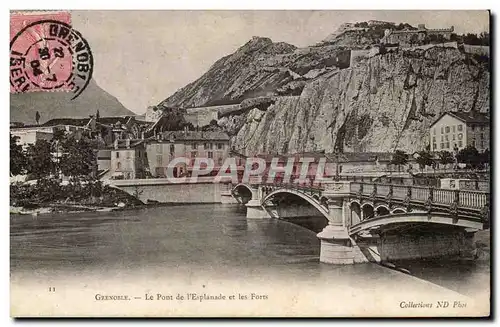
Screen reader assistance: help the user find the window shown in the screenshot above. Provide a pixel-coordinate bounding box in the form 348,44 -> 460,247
440,143 -> 444,149
457,124 -> 463,132
481,141 -> 484,148
156,144 -> 163,153
471,125 -> 475,131
452,125 -> 456,133
453,143 -> 457,148
192,143 -> 198,149
472,140 -> 476,147
170,144 -> 175,154
445,135 -> 448,141
217,143 -> 224,150
480,133 -> 484,139
452,134 -> 455,141
432,137 -> 436,143
115,152 -> 120,158
441,127 -> 444,134
441,135 -> 444,141
208,151 -> 213,159
117,162 -> 121,170
218,157 -> 223,166
446,142 -> 450,148
445,126 -> 450,133
458,133 -> 463,140
191,151 -> 197,158
204,143 -> 209,150
433,143 -> 437,150
458,140 -> 463,147
126,151 -> 131,159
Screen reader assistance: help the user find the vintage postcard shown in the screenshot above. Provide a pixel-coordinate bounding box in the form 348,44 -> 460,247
9,10 -> 491,317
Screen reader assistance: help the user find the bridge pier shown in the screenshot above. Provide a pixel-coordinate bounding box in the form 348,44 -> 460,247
317,182 -> 355,264
245,187 -> 271,219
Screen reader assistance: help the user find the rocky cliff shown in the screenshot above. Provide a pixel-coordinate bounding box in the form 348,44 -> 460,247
160,27 -> 490,155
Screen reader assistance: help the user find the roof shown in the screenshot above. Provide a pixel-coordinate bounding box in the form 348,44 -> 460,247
159,130 -> 230,142
42,118 -> 90,127
430,111 -> 490,127
41,116 -> 149,128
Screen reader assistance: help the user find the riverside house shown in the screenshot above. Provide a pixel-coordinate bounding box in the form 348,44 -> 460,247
429,111 -> 490,152
109,139 -> 149,180
146,129 -> 230,178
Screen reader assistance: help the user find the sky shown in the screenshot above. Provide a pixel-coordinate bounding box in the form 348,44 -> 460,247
71,10 -> 489,114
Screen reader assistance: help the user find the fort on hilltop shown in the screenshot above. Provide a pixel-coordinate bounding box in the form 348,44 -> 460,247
382,23 -> 454,45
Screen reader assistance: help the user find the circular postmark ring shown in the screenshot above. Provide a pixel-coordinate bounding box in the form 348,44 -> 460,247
10,19 -> 93,99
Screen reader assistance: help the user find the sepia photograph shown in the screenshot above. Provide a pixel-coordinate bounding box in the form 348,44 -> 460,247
9,9 -> 491,317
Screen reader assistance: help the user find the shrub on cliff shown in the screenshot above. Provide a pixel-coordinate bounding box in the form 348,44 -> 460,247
240,97 -> 275,111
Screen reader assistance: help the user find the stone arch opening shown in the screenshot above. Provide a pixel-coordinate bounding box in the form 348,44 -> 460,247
350,202 -> 362,225
375,206 -> 390,216
392,208 -> 406,214
232,184 -> 253,204
361,203 -> 375,220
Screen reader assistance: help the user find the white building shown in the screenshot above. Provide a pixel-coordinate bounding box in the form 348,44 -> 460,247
429,111 -> 490,153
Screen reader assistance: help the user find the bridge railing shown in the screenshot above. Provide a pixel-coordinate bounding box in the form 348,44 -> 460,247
434,188 -> 455,205
350,182 -> 488,210
459,190 -> 488,209
411,185 -> 429,202
392,185 -> 408,200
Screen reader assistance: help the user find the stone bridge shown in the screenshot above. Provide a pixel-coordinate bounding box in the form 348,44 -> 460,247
232,181 -> 490,265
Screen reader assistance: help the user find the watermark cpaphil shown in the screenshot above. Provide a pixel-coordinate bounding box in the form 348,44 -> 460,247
160,156 -> 330,184
10,13 -> 93,99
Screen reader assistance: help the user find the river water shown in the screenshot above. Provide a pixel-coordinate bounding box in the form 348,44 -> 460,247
10,204 -> 490,317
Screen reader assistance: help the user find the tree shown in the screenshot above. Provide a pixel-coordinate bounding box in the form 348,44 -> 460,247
438,151 -> 455,169
35,111 -> 41,125
479,149 -> 490,168
415,149 -> 433,172
60,137 -> 96,178
390,150 -> 408,173
456,145 -> 480,169
202,119 -> 221,132
26,139 -> 53,179
10,134 -> 26,176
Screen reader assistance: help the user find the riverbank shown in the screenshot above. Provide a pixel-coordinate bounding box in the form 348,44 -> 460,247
9,202 -> 136,216
10,177 -> 144,216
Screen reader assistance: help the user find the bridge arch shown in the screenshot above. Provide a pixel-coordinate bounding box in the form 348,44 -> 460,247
262,189 -> 329,218
374,205 -> 390,216
349,212 -> 483,236
391,208 -> 407,214
350,201 -> 362,225
231,183 -> 254,204
361,203 -> 375,220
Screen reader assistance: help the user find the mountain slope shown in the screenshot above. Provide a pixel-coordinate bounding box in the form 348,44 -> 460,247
10,78 -> 134,124
225,47 -> 489,155
158,22 -> 490,154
